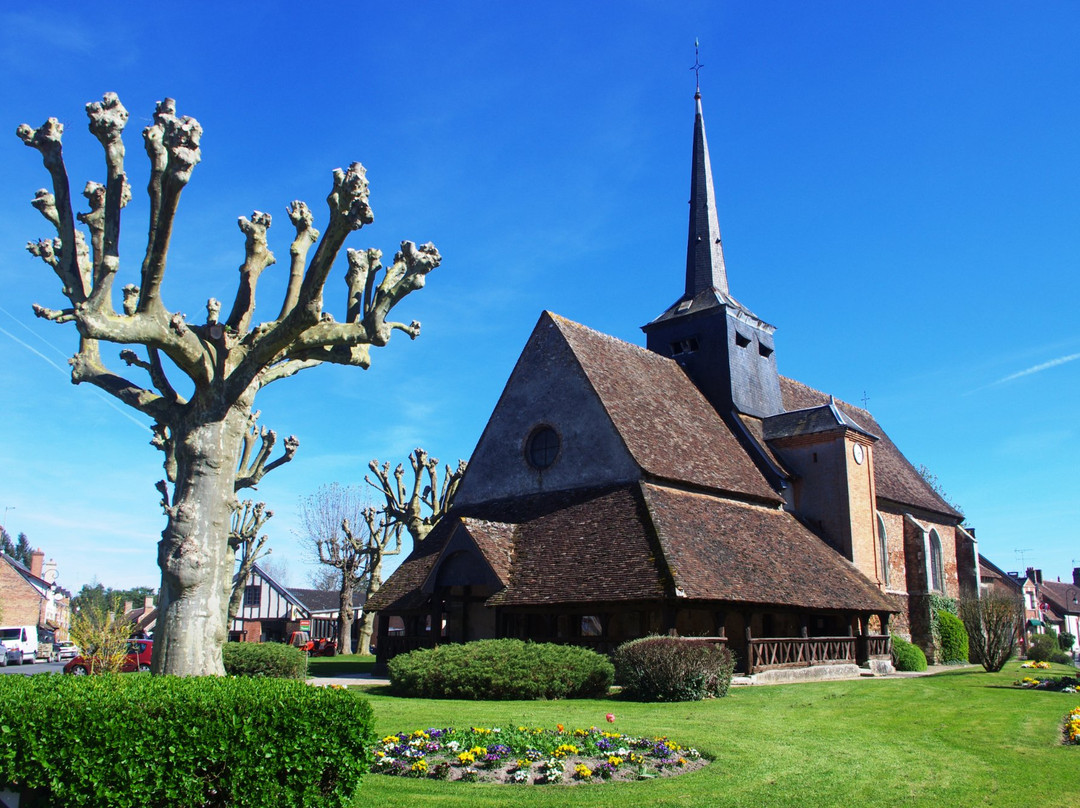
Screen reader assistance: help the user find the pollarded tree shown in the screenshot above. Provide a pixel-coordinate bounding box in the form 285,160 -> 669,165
226,499 -> 273,628
353,506 -> 402,654
365,448 -> 466,545
17,94 -> 441,675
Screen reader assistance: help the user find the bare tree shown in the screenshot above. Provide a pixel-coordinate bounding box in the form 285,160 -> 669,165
300,484 -> 369,655
352,506 -> 403,654
959,591 -> 1024,672
17,94 -> 441,675
365,448 -> 466,545
226,500 -> 273,628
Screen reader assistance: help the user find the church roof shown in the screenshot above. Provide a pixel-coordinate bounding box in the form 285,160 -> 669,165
779,377 -> 962,519
641,484 -> 897,612
548,313 -> 781,504
763,399 -> 878,442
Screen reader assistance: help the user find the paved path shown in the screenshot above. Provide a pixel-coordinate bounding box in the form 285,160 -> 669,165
308,672 -> 390,688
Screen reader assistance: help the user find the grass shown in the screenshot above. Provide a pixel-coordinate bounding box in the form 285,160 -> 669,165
349,661 -> 1080,808
306,654 -> 377,677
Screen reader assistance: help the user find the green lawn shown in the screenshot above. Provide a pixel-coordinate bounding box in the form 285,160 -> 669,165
350,662 -> 1080,808
306,654 -> 377,677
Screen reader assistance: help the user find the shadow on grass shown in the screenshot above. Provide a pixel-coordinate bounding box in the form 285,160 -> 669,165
307,655 -> 376,677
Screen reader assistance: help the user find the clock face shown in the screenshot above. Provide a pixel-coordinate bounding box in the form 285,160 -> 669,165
852,443 -> 865,465
43,568 -> 57,584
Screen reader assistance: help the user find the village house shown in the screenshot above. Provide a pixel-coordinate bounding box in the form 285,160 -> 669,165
0,549 -> 70,640
369,88 -> 979,675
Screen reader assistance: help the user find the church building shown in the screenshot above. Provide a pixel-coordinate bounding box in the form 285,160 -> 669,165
368,88 -> 979,675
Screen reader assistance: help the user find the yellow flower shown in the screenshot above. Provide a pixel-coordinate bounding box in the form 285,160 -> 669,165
554,743 -> 579,758
608,756 -> 623,766
457,752 -> 476,765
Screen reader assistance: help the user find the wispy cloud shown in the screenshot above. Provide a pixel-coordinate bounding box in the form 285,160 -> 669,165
967,352 -> 1080,394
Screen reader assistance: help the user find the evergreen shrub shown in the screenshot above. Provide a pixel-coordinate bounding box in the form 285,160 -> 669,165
0,673 -> 374,808
223,641 -> 308,678
936,611 -> 970,663
891,634 -> 928,672
1027,633 -> 1060,663
613,636 -> 737,702
387,639 -> 613,700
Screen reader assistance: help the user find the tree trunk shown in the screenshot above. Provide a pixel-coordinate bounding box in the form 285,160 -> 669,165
355,554 -> 383,655
153,408 -> 248,676
338,579 -> 356,655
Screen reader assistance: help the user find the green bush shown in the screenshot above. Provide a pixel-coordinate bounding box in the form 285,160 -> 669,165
936,611 -> 969,663
891,634 -> 928,672
614,636 -> 736,702
387,639 -> 613,700
0,673 -> 374,808
1059,632 -> 1076,651
223,641 -> 308,678
1027,633 -> 1060,663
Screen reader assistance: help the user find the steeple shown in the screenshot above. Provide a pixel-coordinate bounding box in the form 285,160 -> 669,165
686,90 -> 729,298
642,77 -> 784,420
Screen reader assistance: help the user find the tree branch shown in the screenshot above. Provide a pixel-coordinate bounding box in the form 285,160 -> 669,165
69,348 -> 174,421
85,92 -> 132,313
277,201 -> 319,320
225,211 -> 276,334
234,412 -> 299,491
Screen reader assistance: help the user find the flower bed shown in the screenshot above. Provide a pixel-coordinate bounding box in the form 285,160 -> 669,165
1020,661 -> 1052,670
1014,675 -> 1079,693
1066,707 -> 1080,745
372,722 -> 708,784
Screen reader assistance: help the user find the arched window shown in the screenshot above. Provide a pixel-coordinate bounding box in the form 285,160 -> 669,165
929,529 -> 944,592
876,513 -> 889,587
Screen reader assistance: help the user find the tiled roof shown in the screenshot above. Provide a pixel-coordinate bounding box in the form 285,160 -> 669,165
460,519 -> 516,585
487,485 -> 666,606
641,483 -> 898,613
1039,580 -> 1080,615
364,520 -> 451,613
550,314 -> 781,504
779,377 -> 962,519
288,588 -> 366,613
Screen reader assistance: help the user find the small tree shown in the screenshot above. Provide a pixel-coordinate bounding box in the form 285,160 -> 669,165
68,599 -> 133,673
959,591 -> 1024,672
301,484 -> 369,655
18,94 -> 440,675
226,500 -> 273,627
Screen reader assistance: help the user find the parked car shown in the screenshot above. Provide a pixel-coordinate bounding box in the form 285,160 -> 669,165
55,641 -> 79,660
63,640 -> 153,675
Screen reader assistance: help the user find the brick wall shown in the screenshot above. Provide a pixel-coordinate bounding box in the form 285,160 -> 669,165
0,562 -> 44,626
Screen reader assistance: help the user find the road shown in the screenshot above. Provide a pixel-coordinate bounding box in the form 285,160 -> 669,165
0,660 -> 66,675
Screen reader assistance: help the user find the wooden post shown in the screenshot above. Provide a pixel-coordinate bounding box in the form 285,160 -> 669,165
800,615 -> 809,638
744,610 -> 754,674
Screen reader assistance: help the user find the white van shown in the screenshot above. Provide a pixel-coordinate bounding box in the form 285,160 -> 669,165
0,625 -> 40,666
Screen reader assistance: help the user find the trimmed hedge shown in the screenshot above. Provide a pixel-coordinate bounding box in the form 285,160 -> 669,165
614,636 -> 736,702
0,674 -> 374,808
891,633 -> 928,672
387,639 -> 613,700
223,641 -> 308,678
936,611 -> 969,663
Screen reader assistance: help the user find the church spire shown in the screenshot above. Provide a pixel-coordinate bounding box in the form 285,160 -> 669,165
685,88 -> 729,297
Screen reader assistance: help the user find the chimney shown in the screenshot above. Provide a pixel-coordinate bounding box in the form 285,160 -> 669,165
124,600 -> 134,614
1073,567 -> 1080,587
144,595 -> 154,610
29,548 -> 44,578
1035,569 -> 1043,585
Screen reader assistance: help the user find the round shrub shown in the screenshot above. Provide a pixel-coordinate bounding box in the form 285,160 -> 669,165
614,636 -> 736,702
223,641 -> 308,679
891,633 -> 928,672
936,610 -> 969,663
387,639 -> 613,700
1027,633 -> 1060,663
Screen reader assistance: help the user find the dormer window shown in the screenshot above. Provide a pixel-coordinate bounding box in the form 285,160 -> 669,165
758,342 -> 773,358
734,332 -> 751,348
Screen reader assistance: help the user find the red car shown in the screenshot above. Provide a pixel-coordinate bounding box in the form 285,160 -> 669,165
63,640 -> 153,675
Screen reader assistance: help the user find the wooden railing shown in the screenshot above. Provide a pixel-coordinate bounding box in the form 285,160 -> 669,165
747,637 -> 856,673
863,634 -> 892,658
379,635 -> 430,658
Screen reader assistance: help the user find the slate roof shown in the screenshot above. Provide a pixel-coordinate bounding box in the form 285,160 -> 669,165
289,588 -> 366,613
550,314 -> 781,505
641,483 -> 897,612
763,401 -> 877,442
779,377 -> 962,519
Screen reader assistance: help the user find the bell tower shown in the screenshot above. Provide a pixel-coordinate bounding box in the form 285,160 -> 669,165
641,89 -> 783,419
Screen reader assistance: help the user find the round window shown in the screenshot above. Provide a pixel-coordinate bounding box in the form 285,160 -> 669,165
526,425 -> 560,470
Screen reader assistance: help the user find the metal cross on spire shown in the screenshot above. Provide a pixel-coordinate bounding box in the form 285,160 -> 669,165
691,38 -> 704,94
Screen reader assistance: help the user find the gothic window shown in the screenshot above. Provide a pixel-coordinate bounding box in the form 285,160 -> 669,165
877,513 -> 890,586
929,529 -> 944,592
525,425 -> 560,470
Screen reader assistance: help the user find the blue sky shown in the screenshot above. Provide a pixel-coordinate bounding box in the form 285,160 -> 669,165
1,2 -> 1077,593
